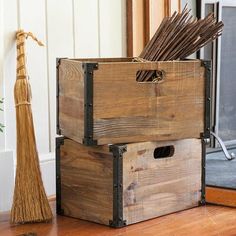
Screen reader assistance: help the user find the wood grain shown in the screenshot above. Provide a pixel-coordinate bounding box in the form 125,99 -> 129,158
132,0 -> 146,56
164,0 -> 171,17
58,59 -> 84,143
123,139 -> 202,225
59,58 -> 206,145
60,139 -> 113,225
1,203 -> 236,236
144,0 -> 150,45
126,0 -> 133,57
206,187 -> 236,207
59,138 -> 202,226
73,57 -> 134,62
93,60 -> 205,144
178,0 -> 181,12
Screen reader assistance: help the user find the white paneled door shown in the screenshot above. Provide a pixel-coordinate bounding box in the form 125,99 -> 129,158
46,0 -> 75,152
19,0 -> 50,154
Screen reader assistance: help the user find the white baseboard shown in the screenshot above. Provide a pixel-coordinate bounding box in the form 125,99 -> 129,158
0,151 -> 55,212
40,152 -> 56,197
0,150 -> 14,212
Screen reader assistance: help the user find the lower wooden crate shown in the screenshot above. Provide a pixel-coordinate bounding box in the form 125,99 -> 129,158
56,137 -> 205,227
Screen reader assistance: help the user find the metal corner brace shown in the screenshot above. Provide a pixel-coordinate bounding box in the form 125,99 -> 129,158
109,144 -> 127,228
55,136 -> 65,215
82,63 -> 98,146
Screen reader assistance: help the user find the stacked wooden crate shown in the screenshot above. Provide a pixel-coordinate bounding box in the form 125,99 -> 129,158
56,58 -> 211,227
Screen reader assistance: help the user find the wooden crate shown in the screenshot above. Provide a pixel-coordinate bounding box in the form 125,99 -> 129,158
57,58 -> 211,145
56,137 -> 205,227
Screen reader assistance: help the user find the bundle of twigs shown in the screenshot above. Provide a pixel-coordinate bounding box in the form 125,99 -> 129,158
136,6 -> 224,82
11,30 -> 53,224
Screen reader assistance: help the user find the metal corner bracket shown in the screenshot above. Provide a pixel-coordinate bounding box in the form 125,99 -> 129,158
201,60 -> 211,139
200,60 -> 211,205
109,144 -> 127,228
82,63 -> 98,146
56,136 -> 65,215
200,133 -> 208,205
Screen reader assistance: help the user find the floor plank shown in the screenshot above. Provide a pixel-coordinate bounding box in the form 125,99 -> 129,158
1,202 -> 236,236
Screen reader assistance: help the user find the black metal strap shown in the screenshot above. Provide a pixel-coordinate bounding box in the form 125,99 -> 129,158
202,60 -> 211,139
200,136 -> 206,205
82,63 -> 98,146
109,145 -> 127,228
56,136 -> 65,215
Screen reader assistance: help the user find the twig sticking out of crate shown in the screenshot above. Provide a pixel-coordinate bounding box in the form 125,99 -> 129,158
136,6 -> 223,82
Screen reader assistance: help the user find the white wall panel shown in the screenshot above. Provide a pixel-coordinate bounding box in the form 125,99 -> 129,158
46,0 -> 74,151
73,0 -> 100,58
0,150 -> 14,211
99,0 -> 126,57
4,0 -> 18,152
0,0 -> 127,154
0,0 -> 5,149
0,0 -> 127,210
1,0 -> 17,210
40,154 -> 56,196
18,0 -> 50,154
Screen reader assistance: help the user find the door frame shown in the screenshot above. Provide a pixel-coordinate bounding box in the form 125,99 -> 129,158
217,0 -> 236,146
198,0 -> 236,207
126,0 -> 180,57
199,0 -> 236,147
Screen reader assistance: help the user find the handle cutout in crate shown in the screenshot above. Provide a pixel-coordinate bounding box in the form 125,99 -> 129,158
153,145 -> 175,159
136,70 -> 165,83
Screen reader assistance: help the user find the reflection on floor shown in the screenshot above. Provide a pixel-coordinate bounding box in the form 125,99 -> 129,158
206,148 -> 236,189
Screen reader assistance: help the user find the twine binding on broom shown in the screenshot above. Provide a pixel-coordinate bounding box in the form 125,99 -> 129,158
15,102 -> 31,107
11,30 -> 52,224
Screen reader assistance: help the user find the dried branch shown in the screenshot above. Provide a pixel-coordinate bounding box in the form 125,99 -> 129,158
137,7 -> 224,82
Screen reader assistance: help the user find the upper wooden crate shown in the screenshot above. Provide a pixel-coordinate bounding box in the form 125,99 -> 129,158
57,58 -> 211,145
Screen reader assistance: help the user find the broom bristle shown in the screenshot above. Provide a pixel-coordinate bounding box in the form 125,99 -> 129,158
11,31 -> 52,224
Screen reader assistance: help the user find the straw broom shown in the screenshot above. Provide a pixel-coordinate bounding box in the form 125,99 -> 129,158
11,30 -> 53,224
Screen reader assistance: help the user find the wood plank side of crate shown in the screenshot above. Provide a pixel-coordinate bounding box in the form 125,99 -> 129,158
72,57 -> 134,63
58,59 -> 85,143
122,139 -> 202,225
93,60 -> 205,144
60,138 -> 113,225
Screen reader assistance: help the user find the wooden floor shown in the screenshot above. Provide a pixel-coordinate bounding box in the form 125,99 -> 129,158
1,202 -> 236,236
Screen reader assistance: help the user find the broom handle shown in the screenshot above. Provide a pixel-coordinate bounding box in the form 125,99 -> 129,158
16,30 -> 44,78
